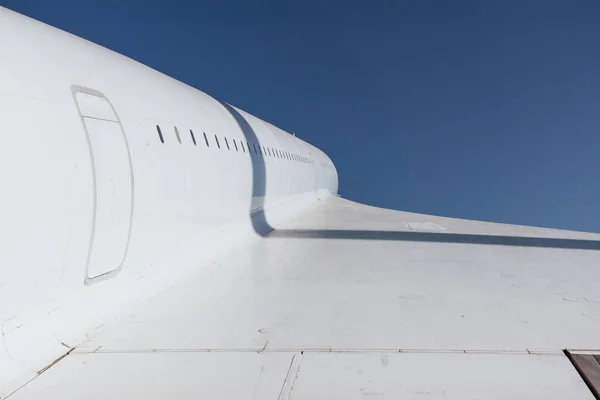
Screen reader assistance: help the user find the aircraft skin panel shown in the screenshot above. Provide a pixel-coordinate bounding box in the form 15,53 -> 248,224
9,195 -> 600,398
0,5 -> 599,399
74,196 -> 600,352
9,353 -> 595,400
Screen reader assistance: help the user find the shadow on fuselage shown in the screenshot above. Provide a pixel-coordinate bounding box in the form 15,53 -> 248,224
217,100 -> 274,237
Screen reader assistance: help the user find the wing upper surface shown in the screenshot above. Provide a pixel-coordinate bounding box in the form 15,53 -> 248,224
11,196 -> 600,399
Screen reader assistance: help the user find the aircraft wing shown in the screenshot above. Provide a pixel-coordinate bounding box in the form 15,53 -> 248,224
9,196 -> 600,399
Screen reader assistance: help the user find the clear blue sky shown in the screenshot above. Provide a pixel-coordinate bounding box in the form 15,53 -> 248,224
6,1 -> 600,232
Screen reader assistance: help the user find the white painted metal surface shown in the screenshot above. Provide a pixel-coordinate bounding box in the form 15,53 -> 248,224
11,352 -> 294,399
9,352 -> 595,400
75,92 -> 119,122
75,198 -> 600,354
75,91 -> 134,280
0,5 -> 599,399
7,196 -> 600,398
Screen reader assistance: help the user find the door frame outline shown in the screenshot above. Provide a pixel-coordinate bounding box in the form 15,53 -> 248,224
71,85 -> 135,285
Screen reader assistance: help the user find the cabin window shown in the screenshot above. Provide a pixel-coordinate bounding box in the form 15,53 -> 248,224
174,126 -> 181,144
215,135 -> 220,149
233,139 -> 239,151
156,125 -> 164,143
224,137 -> 230,150
203,132 -> 210,147
241,142 -> 246,153
190,130 -> 197,146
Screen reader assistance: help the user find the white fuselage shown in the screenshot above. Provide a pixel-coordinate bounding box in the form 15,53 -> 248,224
0,7 -> 337,388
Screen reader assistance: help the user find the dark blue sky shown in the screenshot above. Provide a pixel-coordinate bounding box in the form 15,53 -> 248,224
6,1 -> 600,232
